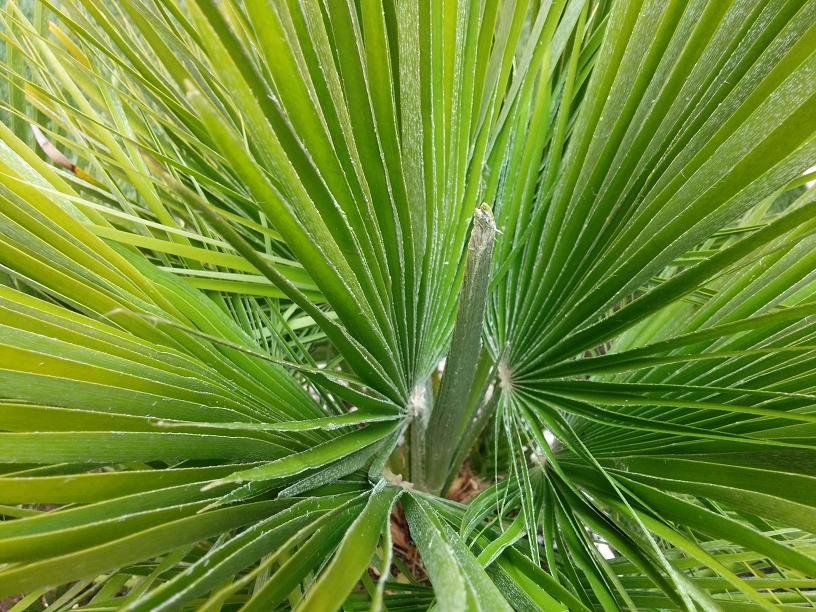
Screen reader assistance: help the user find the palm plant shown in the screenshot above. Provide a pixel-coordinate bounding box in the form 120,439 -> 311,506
1,0 -> 816,609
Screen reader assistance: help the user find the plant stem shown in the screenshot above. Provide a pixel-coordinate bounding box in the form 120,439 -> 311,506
421,205 -> 496,494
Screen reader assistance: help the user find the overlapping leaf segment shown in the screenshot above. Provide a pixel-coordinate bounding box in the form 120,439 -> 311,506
1,0 -> 816,609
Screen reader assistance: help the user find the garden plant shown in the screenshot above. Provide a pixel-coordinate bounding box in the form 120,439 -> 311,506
1,0 -> 816,610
